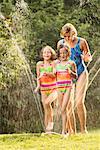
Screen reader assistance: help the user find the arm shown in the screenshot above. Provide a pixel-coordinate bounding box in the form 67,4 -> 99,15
80,38 -> 92,62
68,61 -> 77,79
71,62 -> 77,79
34,62 -> 41,93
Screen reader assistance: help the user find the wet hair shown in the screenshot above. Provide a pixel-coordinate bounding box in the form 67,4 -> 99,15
57,44 -> 64,50
40,45 -> 56,60
60,23 -> 77,38
57,44 -> 71,59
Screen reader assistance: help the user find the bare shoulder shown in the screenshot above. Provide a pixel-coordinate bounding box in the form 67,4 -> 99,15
80,37 -> 87,45
79,37 -> 89,51
53,59 -> 59,64
37,61 -> 43,66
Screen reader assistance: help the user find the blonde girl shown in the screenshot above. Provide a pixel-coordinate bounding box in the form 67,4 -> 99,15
34,46 -> 57,132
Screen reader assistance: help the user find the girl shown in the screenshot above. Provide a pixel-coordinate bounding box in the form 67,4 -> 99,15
57,23 -> 92,133
55,45 -> 77,135
34,45 -> 57,133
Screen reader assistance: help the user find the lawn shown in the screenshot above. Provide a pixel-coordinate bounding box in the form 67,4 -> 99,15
0,129 -> 100,150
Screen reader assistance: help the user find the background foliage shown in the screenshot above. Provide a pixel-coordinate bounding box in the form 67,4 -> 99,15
0,0 -> 100,133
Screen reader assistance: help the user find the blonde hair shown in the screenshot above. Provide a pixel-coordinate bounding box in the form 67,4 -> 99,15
40,45 -> 56,60
60,23 -> 77,38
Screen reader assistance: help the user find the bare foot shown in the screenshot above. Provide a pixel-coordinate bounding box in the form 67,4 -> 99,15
81,130 -> 88,134
62,131 -> 69,138
46,122 -> 54,131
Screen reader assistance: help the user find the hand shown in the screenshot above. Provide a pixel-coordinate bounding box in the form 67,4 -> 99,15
81,54 -> 85,60
81,51 -> 92,62
37,73 -> 45,80
34,86 -> 39,93
45,72 -> 55,78
81,50 -> 85,61
66,67 -> 72,74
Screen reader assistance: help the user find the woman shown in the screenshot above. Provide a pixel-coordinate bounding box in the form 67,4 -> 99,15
57,23 -> 92,133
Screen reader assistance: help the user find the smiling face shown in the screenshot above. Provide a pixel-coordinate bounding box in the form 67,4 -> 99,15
60,23 -> 77,42
59,47 -> 69,61
43,47 -> 52,61
64,32 -> 71,41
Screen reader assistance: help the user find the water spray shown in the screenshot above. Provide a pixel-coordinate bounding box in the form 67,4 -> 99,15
0,12 -> 45,131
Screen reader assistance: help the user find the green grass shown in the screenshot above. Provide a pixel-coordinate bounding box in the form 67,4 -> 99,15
0,130 -> 100,150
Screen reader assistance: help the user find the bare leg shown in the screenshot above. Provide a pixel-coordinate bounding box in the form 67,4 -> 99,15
67,84 -> 76,134
41,94 -> 49,130
67,103 -> 76,134
45,90 -> 58,104
45,90 -> 58,131
61,87 -> 71,134
66,119 -> 71,133
76,71 -> 88,133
